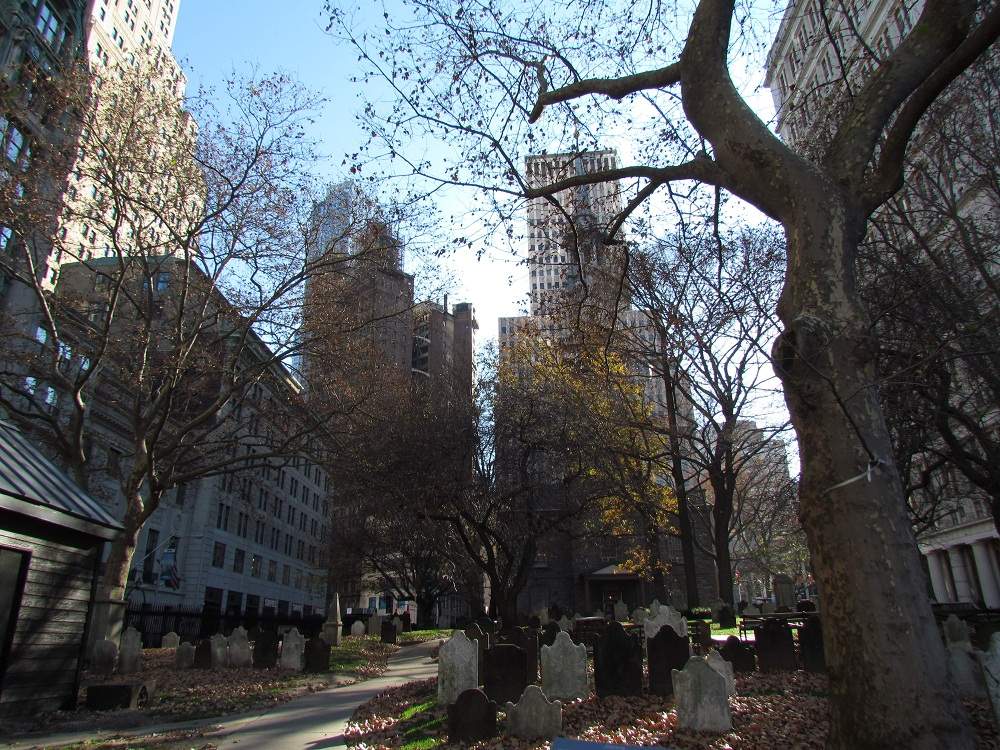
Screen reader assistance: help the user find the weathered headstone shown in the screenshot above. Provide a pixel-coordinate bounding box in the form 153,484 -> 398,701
754,620 -> 796,672
689,619 -> 712,652
500,626 -> 539,683
743,604 -> 761,616
381,621 -> 398,644
209,632 -> 229,669
162,631 -> 180,650
253,629 -> 279,669
484,643 -> 528,705
557,615 -> 572,632
541,631 -> 588,701
717,604 -> 737,629
981,633 -> 1000,729
118,627 -> 142,674
304,636 -> 331,673
280,627 -> 305,671
944,614 -> 971,646
798,616 -> 825,673
947,642 -> 986,699
540,621 -> 561,648
439,631 -> 479,705
322,593 -> 343,646
194,639 -> 213,669
92,638 -> 118,675
401,612 -> 411,631
594,621 -> 643,697
649,599 -> 662,617
175,642 -> 195,669
706,648 -> 736,696
447,688 -> 497,743
350,620 -> 366,637
773,574 -> 796,608
647,624 -> 690,696
505,684 -> 562,740
228,626 -> 252,668
613,599 -> 629,623
673,656 -> 732,733
630,606 -> 648,624
719,635 -> 756,673
464,623 -> 488,684
537,608 -> 550,626
391,616 -> 403,635
643,605 -> 687,639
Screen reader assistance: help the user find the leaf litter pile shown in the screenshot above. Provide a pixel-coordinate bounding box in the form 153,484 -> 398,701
346,672 -> 1000,749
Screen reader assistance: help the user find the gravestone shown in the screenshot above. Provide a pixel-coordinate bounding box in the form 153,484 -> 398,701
367,612 -> 382,637
743,604 -> 761,616
981,633 -> 1000,728
162,631 -> 180,649
439,631 -> 479,705
280,628 -> 305,671
946,642 -> 986,699
630,607 -> 648,624
557,615 -> 572,632
613,599 -> 629,623
798,616 -> 825,673
537,609 -> 550,626
944,614 -> 971,646
210,633 -> 229,669
86,682 -> 151,710
194,639 -> 213,669
689,619 -> 712,652
647,624 -> 690,696
541,631 -> 588,701
773,574 -> 796,608
350,620 -> 366,636
92,639 -> 118,675
447,688 -> 497,743
540,621 -> 561,648
381,621 -> 398,644
253,630 -> 279,668
754,620 -> 796,672
118,627 -> 142,674
304,637 -> 331,673
464,623 -> 488,684
484,643 -> 528,705
717,604 -> 737,629
649,599 -> 662,617
644,605 -> 687,639
719,635 -> 756,673
594,621 -> 643,697
175,642 -> 195,669
401,612 -> 411,631
505,684 -> 562,740
673,656 -> 732,733
706,648 -> 736,696
228,626 -> 252,668
322,593 -> 343,646
391,616 -> 403,636
500,626 -> 539,683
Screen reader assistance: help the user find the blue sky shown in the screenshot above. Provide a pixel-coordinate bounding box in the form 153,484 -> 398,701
172,1 -> 526,342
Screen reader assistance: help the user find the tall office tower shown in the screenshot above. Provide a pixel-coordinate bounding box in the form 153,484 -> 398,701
525,150 -> 626,318
411,298 -> 477,392
766,0 -> 1000,608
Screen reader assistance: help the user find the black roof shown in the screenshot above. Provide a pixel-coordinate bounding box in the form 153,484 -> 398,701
0,420 -> 121,540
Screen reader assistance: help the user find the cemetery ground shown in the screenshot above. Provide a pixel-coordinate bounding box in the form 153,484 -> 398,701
0,633 -> 444,745
347,663 -> 1000,750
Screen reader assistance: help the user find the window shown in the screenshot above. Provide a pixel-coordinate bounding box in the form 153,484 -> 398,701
282,564 -> 290,585
216,502 -> 230,531
35,1 -> 66,50
233,548 -> 245,574
141,528 -> 159,583
250,554 -> 262,577
34,326 -> 47,345
2,120 -> 27,166
267,559 -> 277,582
211,541 -> 226,568
254,520 -> 265,544
0,226 -> 13,254
155,272 -> 169,292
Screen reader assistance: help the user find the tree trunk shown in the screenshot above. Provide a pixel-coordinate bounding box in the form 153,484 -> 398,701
100,489 -> 144,601
774,197 -> 972,749
714,519 -> 734,606
416,593 -> 437,629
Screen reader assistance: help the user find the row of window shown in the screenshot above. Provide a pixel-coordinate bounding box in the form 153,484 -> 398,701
210,541 -> 316,588
216,502 -> 322,562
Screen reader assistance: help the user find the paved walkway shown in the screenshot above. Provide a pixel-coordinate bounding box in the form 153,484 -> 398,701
6,640 -> 439,750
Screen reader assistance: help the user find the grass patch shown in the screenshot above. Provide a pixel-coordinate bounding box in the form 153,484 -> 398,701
399,697 -> 445,749
712,622 -> 742,637
400,698 -> 437,721
398,629 -> 454,645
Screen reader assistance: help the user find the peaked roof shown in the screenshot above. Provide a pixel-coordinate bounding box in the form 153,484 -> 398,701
0,420 -> 121,540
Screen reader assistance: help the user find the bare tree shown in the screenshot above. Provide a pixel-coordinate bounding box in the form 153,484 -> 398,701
330,0 -> 1000,743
